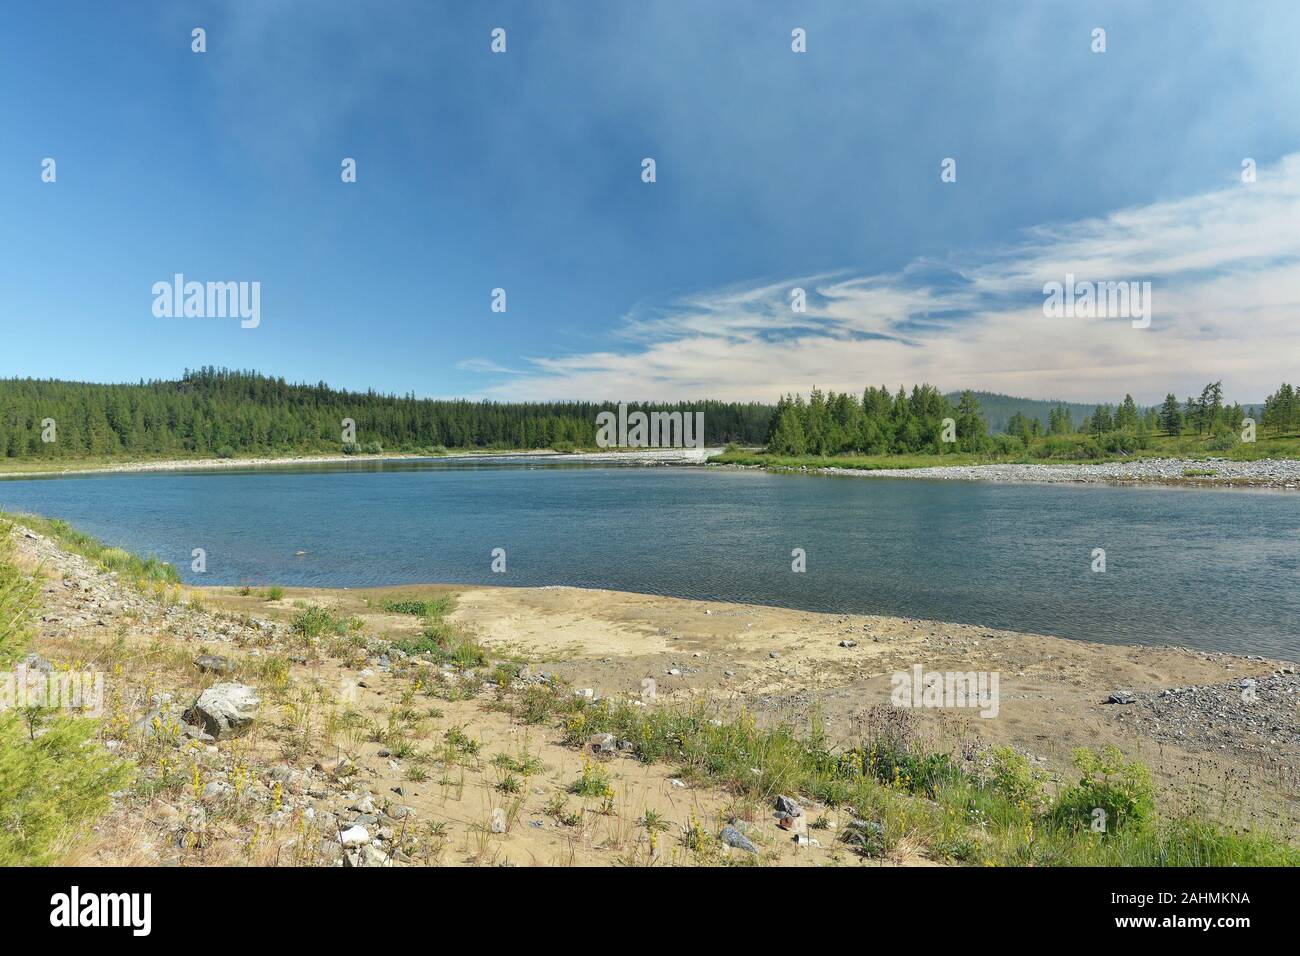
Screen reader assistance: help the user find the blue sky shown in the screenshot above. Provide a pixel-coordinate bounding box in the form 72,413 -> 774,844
3,1 -> 1299,403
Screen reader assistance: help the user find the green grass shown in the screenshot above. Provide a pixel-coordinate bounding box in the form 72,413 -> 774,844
536,692 -> 1298,866
1,512 -> 179,587
290,605 -> 362,640
379,596 -> 453,618
383,594 -> 488,670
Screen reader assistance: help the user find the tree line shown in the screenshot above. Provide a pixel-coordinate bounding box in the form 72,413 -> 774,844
765,386 -> 993,455
765,381 -> 1295,457
0,368 -> 772,459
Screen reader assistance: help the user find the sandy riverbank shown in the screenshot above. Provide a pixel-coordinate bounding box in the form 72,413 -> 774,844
0,446 -> 722,480
11,522 -> 1297,866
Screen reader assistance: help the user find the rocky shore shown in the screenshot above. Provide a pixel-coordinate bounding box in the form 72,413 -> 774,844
808,457 -> 1300,488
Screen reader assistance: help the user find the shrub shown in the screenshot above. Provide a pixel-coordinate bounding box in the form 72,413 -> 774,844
987,746 -> 1048,809
990,433 -> 1024,455
0,524 -> 131,864
1051,745 -> 1155,834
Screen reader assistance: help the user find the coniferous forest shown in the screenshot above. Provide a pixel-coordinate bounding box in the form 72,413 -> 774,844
0,368 -> 1292,462
0,368 -> 772,459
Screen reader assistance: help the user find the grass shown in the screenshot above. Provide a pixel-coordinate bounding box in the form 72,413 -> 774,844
0,511 -> 179,587
532,690 -> 1299,867
290,605 -> 361,640
0,521 -> 133,864
382,594 -> 489,670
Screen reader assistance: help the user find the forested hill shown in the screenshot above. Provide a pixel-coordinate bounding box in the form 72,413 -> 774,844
943,392 -> 1103,433
0,369 -> 772,459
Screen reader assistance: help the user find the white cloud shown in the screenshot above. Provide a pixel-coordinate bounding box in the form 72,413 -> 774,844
480,154 -> 1300,404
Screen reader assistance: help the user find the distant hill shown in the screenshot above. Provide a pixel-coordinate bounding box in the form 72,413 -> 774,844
943,392 -> 1113,433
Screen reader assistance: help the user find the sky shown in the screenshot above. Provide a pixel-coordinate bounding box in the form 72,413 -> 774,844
2,1 -> 1299,405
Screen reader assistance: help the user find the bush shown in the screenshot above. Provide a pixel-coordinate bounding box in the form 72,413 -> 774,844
0,524 -> 131,864
215,445 -> 236,459
987,746 -> 1048,809
1051,745 -> 1155,834
990,433 -> 1024,456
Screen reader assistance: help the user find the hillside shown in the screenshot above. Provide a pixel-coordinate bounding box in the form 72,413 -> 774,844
944,392 -> 1107,433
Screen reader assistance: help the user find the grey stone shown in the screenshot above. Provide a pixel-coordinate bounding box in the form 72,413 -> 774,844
184,682 -> 260,739
718,825 -> 757,853
194,654 -> 235,676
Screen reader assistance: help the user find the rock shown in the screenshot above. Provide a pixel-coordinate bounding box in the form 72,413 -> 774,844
201,781 -> 234,803
587,732 -> 616,755
316,756 -> 355,778
184,683 -> 260,739
842,818 -> 886,853
344,844 -> 391,867
769,651 -> 780,659
194,654 -> 235,676
838,640 -> 858,648
1106,690 -> 1136,705
268,766 -> 300,785
339,825 -> 370,847
490,808 -> 507,833
718,826 -> 757,853
775,794 -> 802,816
350,794 -> 377,814
23,652 -> 52,673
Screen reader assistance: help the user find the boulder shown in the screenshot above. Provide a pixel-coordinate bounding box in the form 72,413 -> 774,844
184,683 -> 260,739
775,794 -> 802,816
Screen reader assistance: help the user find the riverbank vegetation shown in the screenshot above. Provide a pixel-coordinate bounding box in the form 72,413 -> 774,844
737,381 -> 1300,469
524,687 -> 1298,866
0,522 -> 132,865
0,512 -> 179,588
